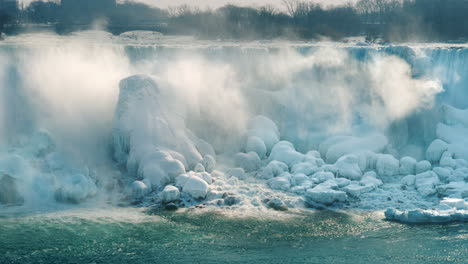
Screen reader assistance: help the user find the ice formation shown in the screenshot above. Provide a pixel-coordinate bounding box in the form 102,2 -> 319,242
1,34 -> 468,224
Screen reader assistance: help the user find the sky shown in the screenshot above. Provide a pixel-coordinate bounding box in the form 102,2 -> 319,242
20,0 -> 356,9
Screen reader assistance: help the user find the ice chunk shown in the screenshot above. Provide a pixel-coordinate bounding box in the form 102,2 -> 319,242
182,176 -> 209,199
448,168 -> 468,182
291,173 -> 309,186
320,134 -> 387,163
245,136 -> 267,159
130,180 -> 150,199
360,172 -> 383,188
202,155 -> 216,173
246,116 -> 280,153
197,172 -> 213,184
415,171 -> 439,196
259,160 -> 288,179
399,156 -> 416,175
401,175 -> 416,186
440,198 -> 468,210
291,162 -> 317,176
269,141 -> 304,167
342,183 -> 375,198
432,167 -> 452,182
226,168 -> 245,180
194,163 -> 205,172
267,174 -> 291,191
376,154 -> 399,177
139,151 -> 185,188
415,160 -> 431,174
234,152 -> 261,172
161,185 -> 180,202
334,155 -> 362,180
436,182 -> 468,198
425,139 -> 448,162
310,171 -> 335,184
305,185 -> 348,205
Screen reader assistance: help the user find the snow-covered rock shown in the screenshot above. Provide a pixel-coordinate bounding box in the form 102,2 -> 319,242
245,136 -> 267,159
415,171 -> 440,196
310,171 -> 335,184
267,175 -> 291,191
334,155 -> 362,180
235,152 -> 262,172
130,180 -> 150,199
320,134 -> 388,164
161,185 -> 180,202
202,155 -> 216,172
305,184 -> 348,205
259,160 -> 288,179
401,175 -> 416,186
425,139 -> 448,162
269,141 -> 304,167
246,116 -> 280,153
376,154 -> 399,177
182,176 -> 209,199
399,156 -> 416,175
415,160 -> 431,174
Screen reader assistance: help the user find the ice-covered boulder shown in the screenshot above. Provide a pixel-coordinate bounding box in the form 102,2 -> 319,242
194,163 -> 205,172
376,154 -> 399,177
269,141 -> 304,167
320,134 -> 388,164
112,75 -> 214,184
202,155 -> 216,173
291,162 -> 317,176
360,172 -> 383,188
448,168 -> 468,182
245,136 -> 267,159
342,183 -> 375,198
415,171 -> 440,196
234,152 -> 262,172
130,180 -> 150,199
401,175 -> 416,186
334,155 -> 362,180
259,160 -> 288,179
138,151 -> 185,188
182,176 -> 209,199
432,167 -> 452,182
161,185 -> 180,202
415,160 -> 432,174
291,173 -> 309,186
426,139 -> 448,162
267,174 -> 291,191
399,156 -> 416,175
305,184 -> 348,205
246,116 -> 280,153
436,182 -> 468,198
310,171 -> 335,184
225,168 -> 245,180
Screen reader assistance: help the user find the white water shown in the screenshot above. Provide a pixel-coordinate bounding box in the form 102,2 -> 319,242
0,32 -> 467,219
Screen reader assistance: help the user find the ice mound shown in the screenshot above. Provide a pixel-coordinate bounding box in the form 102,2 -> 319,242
0,131 -> 98,206
385,198 -> 468,223
112,75 -> 217,192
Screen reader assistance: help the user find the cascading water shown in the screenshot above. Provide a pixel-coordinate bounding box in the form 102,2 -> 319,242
0,32 -> 467,224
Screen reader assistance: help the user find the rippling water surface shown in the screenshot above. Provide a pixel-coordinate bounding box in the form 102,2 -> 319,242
0,208 -> 466,263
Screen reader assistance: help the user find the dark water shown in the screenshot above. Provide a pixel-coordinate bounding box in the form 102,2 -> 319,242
0,208 -> 466,264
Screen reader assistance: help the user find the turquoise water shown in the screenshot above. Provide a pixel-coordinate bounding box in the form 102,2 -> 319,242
0,208 -> 467,264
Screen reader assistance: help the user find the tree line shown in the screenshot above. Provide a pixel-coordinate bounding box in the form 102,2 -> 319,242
3,0 -> 468,42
